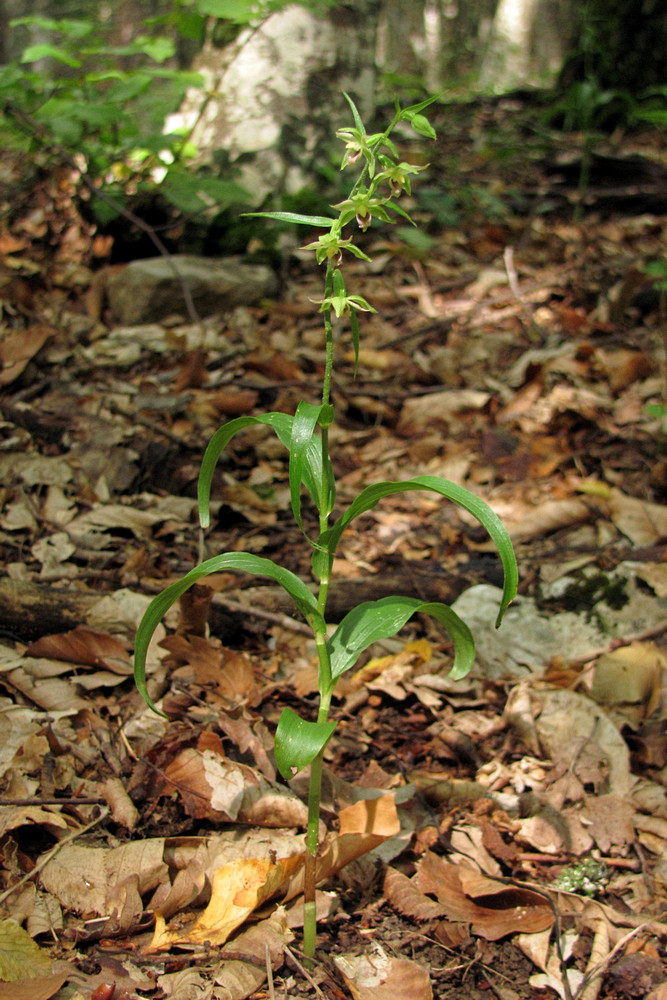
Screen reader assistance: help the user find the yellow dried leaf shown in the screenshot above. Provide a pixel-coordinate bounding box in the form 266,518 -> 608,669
339,795 -> 400,838
0,919 -> 52,981
149,854 -> 303,950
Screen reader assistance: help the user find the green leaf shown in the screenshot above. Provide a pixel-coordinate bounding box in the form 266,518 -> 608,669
274,707 -> 337,779
12,16 -> 93,40
343,243 -> 373,262
197,413 -> 331,530
134,36 -> 174,63
196,0 -> 258,21
290,401 -> 325,534
380,135 -> 399,159
343,91 -> 366,135
316,475 -> 517,627
134,553 -> 323,715
385,199 -> 416,225
400,95 -> 441,117
21,44 -> 81,67
242,211 -> 337,228
326,596 -> 475,685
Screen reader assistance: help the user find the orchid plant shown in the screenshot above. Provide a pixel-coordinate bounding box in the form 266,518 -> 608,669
134,94 -> 518,958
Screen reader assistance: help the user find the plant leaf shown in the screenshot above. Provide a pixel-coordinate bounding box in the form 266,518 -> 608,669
326,596 -> 475,685
290,401 -> 324,535
343,91 -> 366,134
242,211 -> 337,228
21,43 -> 81,67
274,707 -> 337,779
197,412 -> 327,529
316,476 -> 517,627
134,554 -> 322,715
385,199 -> 417,225
400,95 -> 441,117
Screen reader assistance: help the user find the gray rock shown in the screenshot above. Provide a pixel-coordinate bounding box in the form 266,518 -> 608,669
106,255 -> 278,324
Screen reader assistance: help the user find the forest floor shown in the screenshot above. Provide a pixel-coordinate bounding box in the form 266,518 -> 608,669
1,97 -> 667,1000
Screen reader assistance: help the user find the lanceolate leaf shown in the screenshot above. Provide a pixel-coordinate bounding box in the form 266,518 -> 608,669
134,554 -> 323,715
315,476 -> 518,627
242,211 -> 337,228
400,95 -> 441,117
326,596 -> 475,688
197,413 -> 332,529
343,91 -> 365,135
274,707 -> 337,780
290,401 -> 325,535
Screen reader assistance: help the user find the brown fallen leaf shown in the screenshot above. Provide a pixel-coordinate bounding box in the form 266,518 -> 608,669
149,854 -> 303,949
25,627 -> 132,674
0,972 -> 70,1000
284,795 -> 402,902
161,634 -> 260,705
339,794 -> 401,838
0,326 -> 54,386
607,488 -> 667,546
591,642 -> 665,718
161,747 -> 308,827
383,866 -> 448,921
415,852 -> 554,939
335,946 -> 433,1000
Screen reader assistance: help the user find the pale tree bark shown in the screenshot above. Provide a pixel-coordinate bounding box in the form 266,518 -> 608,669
479,0 -> 571,92
168,2 -> 381,205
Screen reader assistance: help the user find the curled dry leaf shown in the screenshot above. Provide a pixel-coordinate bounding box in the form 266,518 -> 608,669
591,642 -> 665,717
150,855 -> 303,950
0,325 -> 54,386
100,777 -> 139,831
161,747 -> 308,828
383,866 -> 448,921
415,852 -> 554,940
335,945 -> 433,1000
338,794 -> 401,838
39,840 -> 168,922
160,634 -> 259,705
25,627 -> 132,674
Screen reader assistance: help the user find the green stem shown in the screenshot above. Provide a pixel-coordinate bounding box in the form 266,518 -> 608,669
303,678 -> 332,959
321,263 -> 335,407
348,112 -> 401,200
302,109 -> 400,951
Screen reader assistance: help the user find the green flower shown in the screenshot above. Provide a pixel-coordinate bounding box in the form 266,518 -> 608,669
332,189 -> 392,231
375,157 -> 426,197
301,231 -> 373,266
313,268 -> 377,318
336,126 -> 385,174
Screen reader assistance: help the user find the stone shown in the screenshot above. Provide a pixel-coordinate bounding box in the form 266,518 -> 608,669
106,255 -> 278,324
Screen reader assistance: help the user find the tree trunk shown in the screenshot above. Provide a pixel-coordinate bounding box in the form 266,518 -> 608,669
479,0 -> 571,92
168,3 -> 381,206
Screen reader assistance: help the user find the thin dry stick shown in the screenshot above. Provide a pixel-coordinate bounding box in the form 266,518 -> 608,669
0,808 -> 109,907
284,946 -> 327,999
215,597 -> 313,635
572,914 -> 667,1000
567,618 -> 667,667
265,943 -> 275,1000
0,797 -> 104,806
503,245 -> 546,341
